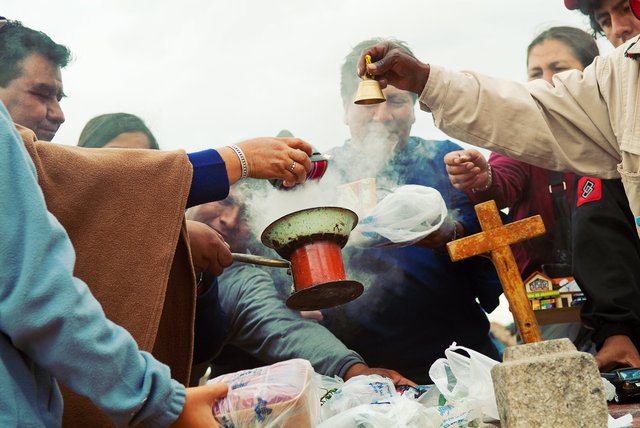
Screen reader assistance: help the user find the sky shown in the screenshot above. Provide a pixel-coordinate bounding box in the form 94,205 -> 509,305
4,0 -> 614,325
4,0 -> 612,154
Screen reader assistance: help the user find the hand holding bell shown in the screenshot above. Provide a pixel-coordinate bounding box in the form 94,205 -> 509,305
353,55 -> 386,105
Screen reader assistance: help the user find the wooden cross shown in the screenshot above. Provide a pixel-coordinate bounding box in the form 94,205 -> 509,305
447,200 -> 546,344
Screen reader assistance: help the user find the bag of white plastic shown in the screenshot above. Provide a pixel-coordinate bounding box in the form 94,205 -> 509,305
348,185 -> 448,249
319,374 -> 395,420
428,342 -> 500,422
317,374 -> 442,428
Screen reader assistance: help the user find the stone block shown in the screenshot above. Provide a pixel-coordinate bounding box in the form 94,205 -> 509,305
492,338 -> 607,427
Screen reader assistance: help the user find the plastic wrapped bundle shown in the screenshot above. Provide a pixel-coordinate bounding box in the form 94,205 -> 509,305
348,185 -> 448,249
210,358 -> 319,427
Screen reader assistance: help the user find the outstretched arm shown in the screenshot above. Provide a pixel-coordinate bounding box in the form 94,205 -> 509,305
187,137 -> 314,207
358,40 -> 621,178
218,137 -> 313,186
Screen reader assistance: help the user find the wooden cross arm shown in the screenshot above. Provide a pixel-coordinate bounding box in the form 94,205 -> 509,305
447,215 -> 546,262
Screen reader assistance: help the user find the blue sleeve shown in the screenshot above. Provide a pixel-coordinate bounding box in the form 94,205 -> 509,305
0,104 -> 184,428
186,149 -> 229,207
218,264 -> 364,378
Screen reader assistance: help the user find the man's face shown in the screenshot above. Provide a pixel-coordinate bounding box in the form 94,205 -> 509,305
595,0 -> 640,47
188,198 -> 251,253
0,53 -> 65,141
344,84 -> 415,154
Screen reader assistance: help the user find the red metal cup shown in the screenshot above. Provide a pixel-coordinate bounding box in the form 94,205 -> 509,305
289,241 -> 347,290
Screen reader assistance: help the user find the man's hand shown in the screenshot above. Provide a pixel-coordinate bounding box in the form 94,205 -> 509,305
170,383 -> 228,428
443,149 -> 490,191
414,220 -> 461,249
596,335 -> 640,372
357,41 -> 430,95
344,362 -> 417,386
186,220 -> 233,277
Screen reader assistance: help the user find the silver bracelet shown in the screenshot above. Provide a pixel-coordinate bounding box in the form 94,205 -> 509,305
229,144 -> 248,179
472,164 -> 492,193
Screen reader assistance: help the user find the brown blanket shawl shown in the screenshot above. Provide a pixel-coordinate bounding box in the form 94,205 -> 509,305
19,125 -> 196,427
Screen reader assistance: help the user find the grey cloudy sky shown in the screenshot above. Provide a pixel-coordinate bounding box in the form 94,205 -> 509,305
4,0 -> 612,154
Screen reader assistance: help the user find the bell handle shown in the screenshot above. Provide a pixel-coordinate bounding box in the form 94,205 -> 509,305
363,54 -> 375,80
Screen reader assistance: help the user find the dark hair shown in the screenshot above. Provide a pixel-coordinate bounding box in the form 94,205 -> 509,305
571,0 -> 606,37
78,113 -> 160,149
0,20 -> 71,87
527,26 -> 600,69
340,37 -> 417,106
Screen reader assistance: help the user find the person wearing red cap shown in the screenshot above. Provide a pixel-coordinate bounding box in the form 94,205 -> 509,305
565,0 -> 640,48
355,1 -> 640,372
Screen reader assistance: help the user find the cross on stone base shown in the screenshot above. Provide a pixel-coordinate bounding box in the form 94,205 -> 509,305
447,200 -> 546,344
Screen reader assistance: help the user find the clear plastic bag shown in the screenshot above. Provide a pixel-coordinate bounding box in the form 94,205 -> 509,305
348,185 -> 448,249
428,342 -> 500,422
317,375 -> 442,428
209,358 -> 319,427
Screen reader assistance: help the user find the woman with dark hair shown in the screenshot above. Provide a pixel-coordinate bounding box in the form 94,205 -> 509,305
526,26 -> 600,74
78,112 -> 159,149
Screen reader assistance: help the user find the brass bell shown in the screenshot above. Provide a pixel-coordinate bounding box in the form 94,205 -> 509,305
354,55 -> 385,105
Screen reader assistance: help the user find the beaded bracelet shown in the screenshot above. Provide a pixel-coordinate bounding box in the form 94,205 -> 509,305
472,164 -> 492,193
229,144 -> 248,179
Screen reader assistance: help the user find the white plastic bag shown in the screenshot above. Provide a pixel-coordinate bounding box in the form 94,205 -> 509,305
348,185 -> 448,249
319,374 -> 396,420
318,397 -> 442,428
428,342 -> 500,421
318,375 -> 442,428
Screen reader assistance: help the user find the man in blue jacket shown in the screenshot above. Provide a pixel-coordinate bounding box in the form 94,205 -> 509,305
320,39 -> 503,384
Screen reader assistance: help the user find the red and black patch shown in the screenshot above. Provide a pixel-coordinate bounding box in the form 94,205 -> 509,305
624,35 -> 640,59
576,177 -> 602,207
